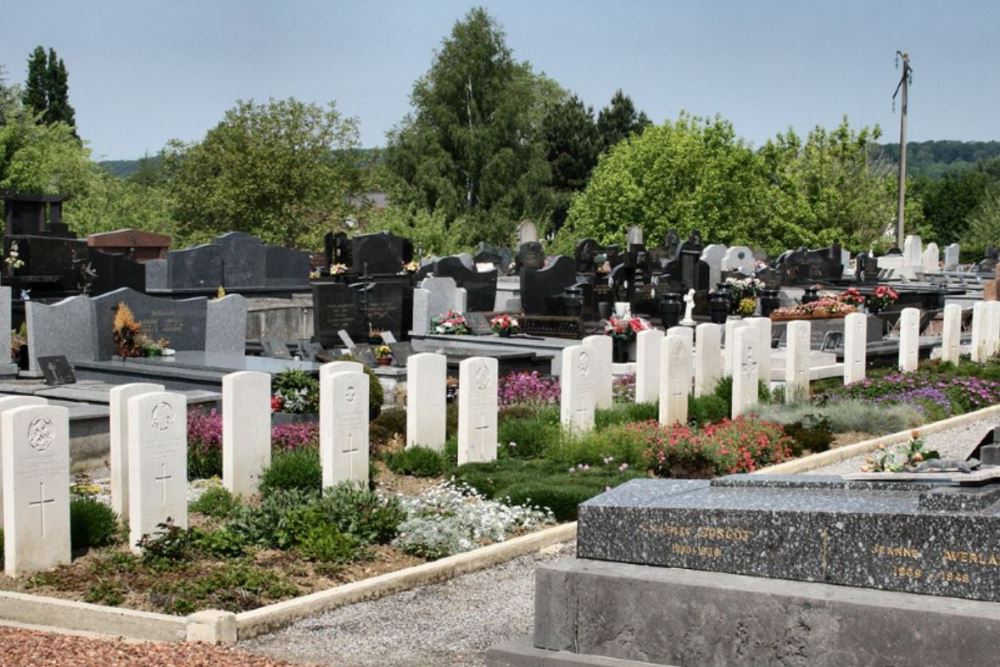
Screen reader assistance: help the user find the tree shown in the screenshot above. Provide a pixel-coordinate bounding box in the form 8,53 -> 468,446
21,46 -> 76,129
542,94 -> 600,230
163,97 -> 361,248
962,184 -> 1000,250
385,8 -> 554,245
562,114 -> 795,253
596,90 -> 651,151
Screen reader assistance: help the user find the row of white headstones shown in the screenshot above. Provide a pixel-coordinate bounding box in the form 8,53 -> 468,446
4,303 -> 999,578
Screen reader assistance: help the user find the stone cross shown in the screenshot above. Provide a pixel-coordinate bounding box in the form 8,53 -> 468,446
0,396 -> 47,527
109,383 -> 163,521
582,335 -> 613,409
659,335 -> 692,426
940,304 -> 962,365
843,313 -> 868,385
731,327 -> 759,418
458,357 -> 498,465
898,308 -> 921,373
222,371 -> 271,498
694,323 -> 722,397
406,353 -> 447,451
127,391 -> 188,553
635,328 -> 664,404
784,320 -> 811,403
3,404 -> 71,576
560,346 -> 595,432
321,370 -> 369,487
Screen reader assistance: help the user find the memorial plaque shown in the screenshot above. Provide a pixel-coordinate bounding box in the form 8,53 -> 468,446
37,356 -> 76,386
579,476 -> 1000,602
465,312 -> 494,336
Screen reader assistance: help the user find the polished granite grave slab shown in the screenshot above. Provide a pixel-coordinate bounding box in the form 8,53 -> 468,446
577,475 -> 1000,602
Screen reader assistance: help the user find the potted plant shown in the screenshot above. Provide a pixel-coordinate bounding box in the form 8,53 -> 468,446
724,276 -> 765,314
604,313 -> 649,362
867,285 -> 899,315
490,314 -> 520,337
431,310 -> 471,335
374,344 -> 393,366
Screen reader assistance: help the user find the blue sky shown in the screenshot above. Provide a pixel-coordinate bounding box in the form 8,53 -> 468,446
1,0 -> 996,160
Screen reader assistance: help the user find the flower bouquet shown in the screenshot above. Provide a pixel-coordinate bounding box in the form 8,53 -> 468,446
867,285 -> 899,314
329,263 -> 348,276
490,314 -> 520,337
402,260 -> 420,273
725,276 -> 765,314
838,287 -> 865,308
769,297 -> 857,321
374,344 -> 393,365
603,313 -> 649,341
431,310 -> 471,335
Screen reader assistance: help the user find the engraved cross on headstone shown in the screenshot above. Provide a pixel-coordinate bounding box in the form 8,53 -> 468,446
342,430 -> 360,479
474,411 -> 490,457
28,481 -> 55,538
154,463 -> 172,505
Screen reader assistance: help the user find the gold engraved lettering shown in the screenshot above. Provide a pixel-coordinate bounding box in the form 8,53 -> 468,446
870,544 -> 922,560
695,526 -> 752,542
943,550 -> 1000,568
670,543 -> 722,559
892,565 -> 923,580
640,523 -> 693,538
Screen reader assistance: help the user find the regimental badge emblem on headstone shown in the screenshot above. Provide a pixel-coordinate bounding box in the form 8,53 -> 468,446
345,384 -> 358,403
578,350 -> 591,376
475,363 -> 491,391
151,402 -> 174,433
27,417 -> 54,452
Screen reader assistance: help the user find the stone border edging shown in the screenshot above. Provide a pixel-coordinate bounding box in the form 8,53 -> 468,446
0,522 -> 577,645
234,521 -> 578,640
756,403 -> 1000,475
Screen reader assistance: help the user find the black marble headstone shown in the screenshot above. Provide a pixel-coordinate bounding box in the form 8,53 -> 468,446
87,247 -> 146,295
361,280 -> 413,341
432,256 -> 498,312
312,282 -> 366,347
351,232 -> 413,275
516,242 -> 545,271
520,256 -> 577,315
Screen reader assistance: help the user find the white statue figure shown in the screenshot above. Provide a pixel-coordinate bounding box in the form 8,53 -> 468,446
681,288 -> 696,326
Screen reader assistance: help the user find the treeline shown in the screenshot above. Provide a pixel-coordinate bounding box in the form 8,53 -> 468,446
878,140 -> 1000,178
2,10 -> 998,257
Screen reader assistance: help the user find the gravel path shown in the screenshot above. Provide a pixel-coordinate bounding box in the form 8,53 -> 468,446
242,541 -> 576,667
0,626 -> 300,667
802,417 -> 998,475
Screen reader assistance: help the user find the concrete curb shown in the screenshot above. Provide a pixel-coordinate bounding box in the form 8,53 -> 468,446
756,403 -> 1000,475
0,522 -> 577,644
235,521 -> 578,640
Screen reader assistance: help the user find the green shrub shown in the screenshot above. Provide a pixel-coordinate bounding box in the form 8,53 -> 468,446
594,402 -> 658,429
137,521 -> 196,563
371,408 -> 407,448
387,446 -> 447,477
259,448 -> 323,496
501,482 -> 609,522
713,376 -> 733,404
498,408 -> 561,459
315,483 -> 405,544
192,527 -> 247,558
446,401 -> 458,437
547,423 -> 649,469
754,399 -> 924,436
444,436 -> 458,466
272,369 -> 319,414
70,498 -> 119,552
189,486 -> 240,518
227,488 -> 317,545
270,505 -> 364,563
687,394 -> 729,426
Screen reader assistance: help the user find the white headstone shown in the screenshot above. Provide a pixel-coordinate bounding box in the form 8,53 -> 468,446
943,243 -> 960,271
2,404 -> 71,576
109,383 -> 163,522
320,360 -> 363,383
724,318 -> 749,377
971,301 -> 988,363
457,357 -> 498,465
982,302 -> 1000,362
922,242 -> 940,274
721,246 -> 754,275
784,320 -> 811,403
582,335 -> 613,409
635,328 -> 664,404
406,353 -> 447,450
843,312 -> 868,385
560,345 -> 595,433
940,303 -> 962,365
840,249 -> 852,277
517,220 -> 539,245
903,235 -> 923,271
748,317 -> 773,383
666,326 -> 694,346
0,396 -> 47,526
731,326 -> 759,418
898,307 -> 920,373
127,391 -> 188,552
223,371 -> 271,498
659,335 -> 692,426
700,244 -> 726,289
412,277 -> 468,335
694,323 -> 722,397
320,370 -> 369,488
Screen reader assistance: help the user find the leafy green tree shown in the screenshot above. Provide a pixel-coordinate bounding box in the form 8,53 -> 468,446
21,46 -> 76,129
596,90 -> 651,151
163,97 -> 360,248
542,94 -> 600,230
962,181 -> 1000,250
385,8 -> 554,245
562,114 -> 795,253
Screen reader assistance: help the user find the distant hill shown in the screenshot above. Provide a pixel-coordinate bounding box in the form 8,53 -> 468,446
100,147 -> 383,179
876,140 -> 1000,178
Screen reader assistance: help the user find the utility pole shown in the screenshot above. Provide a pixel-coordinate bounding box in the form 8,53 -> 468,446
893,51 -> 912,249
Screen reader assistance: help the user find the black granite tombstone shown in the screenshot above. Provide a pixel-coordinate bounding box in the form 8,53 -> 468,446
515,241 -> 545,271
92,287 -> 208,360
351,231 -> 413,276
432,256 -> 498,312
473,242 -> 513,275
774,242 -> 844,285
215,232 -> 267,287
520,256 -> 577,315
361,279 -> 413,341
323,231 -> 352,268
87,247 -> 146,295
165,244 -> 224,290
312,282 -> 366,347
574,238 -> 604,273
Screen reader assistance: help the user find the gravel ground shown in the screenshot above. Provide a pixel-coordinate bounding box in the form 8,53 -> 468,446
802,417 -> 998,475
242,541 -> 576,667
0,626 -> 302,667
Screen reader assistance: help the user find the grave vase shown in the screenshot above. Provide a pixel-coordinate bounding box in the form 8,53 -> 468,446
708,293 -> 729,324
802,286 -> 820,304
759,289 -> 780,317
657,293 -> 682,329
612,337 -> 629,363
562,287 -> 583,318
